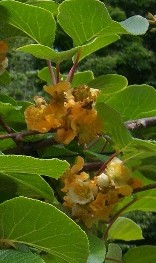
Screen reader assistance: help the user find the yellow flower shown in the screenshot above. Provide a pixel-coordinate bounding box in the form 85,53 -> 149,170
44,81 -> 71,102
69,103 -> 102,144
68,181 -> 94,205
106,157 -> 132,186
61,156 -> 88,193
24,96 -> 61,133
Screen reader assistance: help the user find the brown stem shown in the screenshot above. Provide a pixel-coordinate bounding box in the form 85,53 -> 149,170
47,60 -> 56,85
95,152 -> 119,177
84,161 -> 103,172
125,116 -> 156,130
0,116 -> 23,146
0,116 -> 13,133
66,48 -> 81,83
56,63 -> 60,83
4,137 -> 58,155
102,198 -> 137,240
0,130 -> 39,140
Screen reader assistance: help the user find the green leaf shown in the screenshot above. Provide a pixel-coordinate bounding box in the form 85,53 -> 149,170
108,217 -> 143,241
89,74 -> 128,100
96,103 -> 132,150
38,145 -> 78,158
123,246 -> 156,263
57,0 -> 113,46
79,35 -> 120,61
120,15 -> 149,35
42,254 -> 67,263
17,44 -> 78,63
137,157 -> 156,181
0,249 -> 45,263
0,172 -> 54,202
0,94 -> 18,106
105,243 -> 122,263
0,136 -> 15,151
0,22 -> 28,46
38,67 -> 93,86
0,101 -> 25,128
124,138 -> 156,162
0,155 -> 69,179
0,197 -> 89,263
0,1 -> 56,47
87,233 -> 106,263
123,196 -> 156,214
106,85 -> 156,121
71,71 -> 94,86
58,0 -> 148,46
28,0 -> 58,15
0,71 -> 11,86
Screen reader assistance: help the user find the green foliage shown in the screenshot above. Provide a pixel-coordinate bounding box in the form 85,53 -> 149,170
0,197 -> 89,263
0,0 -> 155,262
123,246 -> 156,263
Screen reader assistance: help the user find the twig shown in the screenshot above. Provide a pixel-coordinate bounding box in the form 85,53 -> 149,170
125,116 -> 156,130
56,63 -> 60,83
47,60 -> 56,85
0,130 -> 39,140
0,116 -> 13,133
95,152 -> 119,176
0,116 -> 23,146
4,137 -> 57,155
84,161 -> 103,172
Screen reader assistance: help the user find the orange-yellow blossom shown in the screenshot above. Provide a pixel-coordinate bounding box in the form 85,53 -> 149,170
24,96 -> 61,133
25,81 -> 102,145
61,156 -> 143,227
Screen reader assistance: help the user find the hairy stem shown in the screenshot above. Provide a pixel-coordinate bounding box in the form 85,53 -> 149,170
47,60 -> 56,85
56,63 -> 60,83
95,152 -> 119,176
66,48 -> 81,83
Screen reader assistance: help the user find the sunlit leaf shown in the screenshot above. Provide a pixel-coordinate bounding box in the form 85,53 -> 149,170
106,85 -> 156,121
17,44 -> 78,63
0,1 -> 56,46
120,15 -> 149,35
0,197 -> 89,263
96,103 -> 132,150
58,0 -> 148,46
28,0 -> 58,15
108,217 -> 143,241
58,0 -> 113,46
79,35 -> 120,61
0,155 -> 69,179
89,74 -> 128,100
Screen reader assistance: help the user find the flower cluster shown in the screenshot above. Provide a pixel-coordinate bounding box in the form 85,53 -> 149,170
61,156 -> 143,227
25,81 -> 102,144
0,41 -> 8,75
